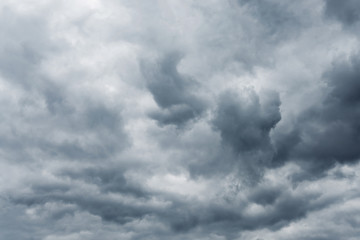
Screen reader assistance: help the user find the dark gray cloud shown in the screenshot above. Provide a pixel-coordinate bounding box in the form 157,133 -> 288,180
141,52 -> 207,127
213,89 -> 281,154
324,0 -> 360,26
205,88 -> 281,182
272,53 -> 360,175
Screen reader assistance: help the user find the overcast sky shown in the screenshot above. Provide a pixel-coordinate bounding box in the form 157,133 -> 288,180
1,0 -> 360,239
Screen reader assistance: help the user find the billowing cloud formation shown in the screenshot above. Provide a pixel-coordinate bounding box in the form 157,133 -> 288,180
273,54 -> 360,175
141,52 -> 207,126
213,89 -> 280,154
208,89 -> 281,182
1,0 -> 360,240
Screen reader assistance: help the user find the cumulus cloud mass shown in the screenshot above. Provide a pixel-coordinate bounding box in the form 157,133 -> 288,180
1,1 -> 360,239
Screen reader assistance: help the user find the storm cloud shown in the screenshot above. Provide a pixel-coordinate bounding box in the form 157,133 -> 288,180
272,53 -> 360,175
1,1 -> 360,240
324,0 -> 360,26
141,52 -> 207,126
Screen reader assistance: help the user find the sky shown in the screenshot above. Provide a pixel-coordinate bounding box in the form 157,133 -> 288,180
1,0 -> 360,239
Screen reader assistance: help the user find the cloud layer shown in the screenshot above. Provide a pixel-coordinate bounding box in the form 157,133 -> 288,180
1,0 -> 360,239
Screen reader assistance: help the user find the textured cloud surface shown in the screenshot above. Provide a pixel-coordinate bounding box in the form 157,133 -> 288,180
1,1 -> 360,239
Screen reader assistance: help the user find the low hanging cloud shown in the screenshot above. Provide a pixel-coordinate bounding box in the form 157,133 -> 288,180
324,0 -> 360,26
273,53 -> 360,175
209,88 -> 281,182
1,0 -> 360,240
141,52 -> 207,127
213,89 -> 281,154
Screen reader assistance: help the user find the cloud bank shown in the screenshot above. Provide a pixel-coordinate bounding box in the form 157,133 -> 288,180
1,0 -> 360,239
